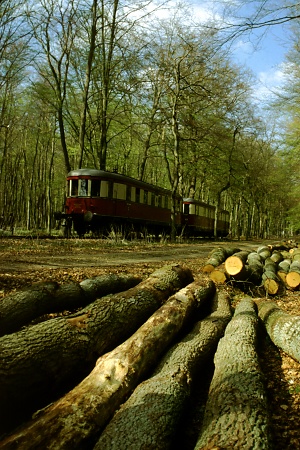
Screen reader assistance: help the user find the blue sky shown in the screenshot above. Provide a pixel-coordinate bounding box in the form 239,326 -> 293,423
189,0 -> 291,103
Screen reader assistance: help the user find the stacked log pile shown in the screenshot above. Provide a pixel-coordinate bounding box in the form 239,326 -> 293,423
207,242 -> 300,295
0,243 -> 300,449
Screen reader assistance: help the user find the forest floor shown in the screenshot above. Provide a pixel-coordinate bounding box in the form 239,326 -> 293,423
0,236 -> 299,449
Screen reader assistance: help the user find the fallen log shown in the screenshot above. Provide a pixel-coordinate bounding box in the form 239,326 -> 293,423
270,250 -> 284,264
202,247 -> 240,273
256,299 -> 300,363
262,258 -> 281,295
224,251 -> 250,278
0,279 -> 216,450
94,289 -> 232,450
0,264 -> 193,435
0,274 -> 142,336
292,248 -> 300,262
209,263 -> 228,284
286,260 -> 300,290
195,297 -> 271,450
257,246 -> 272,261
277,259 -> 291,286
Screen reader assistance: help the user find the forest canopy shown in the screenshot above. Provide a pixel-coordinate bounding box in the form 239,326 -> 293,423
0,0 -> 299,239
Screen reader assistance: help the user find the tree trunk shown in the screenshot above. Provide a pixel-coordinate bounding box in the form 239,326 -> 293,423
224,251 -> 251,277
286,260 -> 300,289
209,263 -> 228,284
202,246 -> 240,273
256,299 -> 300,363
0,274 -> 142,336
262,258 -> 281,295
0,264 -> 193,434
195,298 -> 271,450
0,279 -> 215,450
94,289 -> 232,450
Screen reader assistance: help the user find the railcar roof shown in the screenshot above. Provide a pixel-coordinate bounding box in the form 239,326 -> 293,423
67,169 -> 171,193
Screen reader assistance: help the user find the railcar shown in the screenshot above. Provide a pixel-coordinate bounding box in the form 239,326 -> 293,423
56,169 -> 230,238
182,198 -> 230,237
58,169 -> 181,237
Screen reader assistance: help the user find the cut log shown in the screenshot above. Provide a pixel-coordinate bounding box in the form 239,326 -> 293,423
0,274 -> 142,337
0,264 -> 193,434
224,251 -> 250,277
268,241 -> 296,252
270,250 -> 284,264
286,260 -> 300,289
0,279 -> 216,450
202,247 -> 240,273
256,299 -> 300,363
292,248 -> 300,262
195,298 -> 271,450
209,263 -> 228,284
245,252 -> 264,284
257,246 -> 272,261
262,259 -> 281,295
277,259 -> 291,286
94,289 -> 232,450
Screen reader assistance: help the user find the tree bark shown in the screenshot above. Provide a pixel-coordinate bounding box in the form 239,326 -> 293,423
195,297 -> 271,450
262,258 -> 281,295
209,263 -> 228,284
202,247 -> 240,273
0,264 -> 193,435
224,251 -> 251,277
286,260 -> 300,289
94,289 -> 232,450
256,299 -> 300,363
0,279 -> 215,450
0,274 -> 142,336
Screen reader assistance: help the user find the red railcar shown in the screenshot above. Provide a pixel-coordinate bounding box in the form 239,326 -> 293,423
57,169 -> 230,238
182,198 -> 230,237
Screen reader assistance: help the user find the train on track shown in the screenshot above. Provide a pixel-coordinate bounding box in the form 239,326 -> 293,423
55,169 -> 230,238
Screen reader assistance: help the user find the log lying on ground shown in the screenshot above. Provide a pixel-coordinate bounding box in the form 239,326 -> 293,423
209,263 -> 228,284
195,297 -> 271,450
95,289 -> 232,450
0,279 -> 216,450
277,259 -> 291,285
224,251 -> 251,278
262,258 -> 281,295
202,247 -> 240,273
256,299 -> 300,362
257,246 -> 272,261
0,274 -> 142,336
286,260 -> 300,290
0,264 -> 193,435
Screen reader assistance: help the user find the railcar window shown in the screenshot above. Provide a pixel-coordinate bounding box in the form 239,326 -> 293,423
91,179 -> 101,197
131,187 -> 136,202
165,196 -> 169,209
183,204 -> 189,214
79,179 -> 88,196
71,179 -> 78,196
113,183 -> 126,200
189,203 -> 196,214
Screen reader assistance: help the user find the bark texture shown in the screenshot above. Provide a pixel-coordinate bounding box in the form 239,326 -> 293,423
202,247 -> 240,273
0,274 -> 142,336
256,299 -> 300,363
0,264 -> 193,434
95,289 -> 232,450
0,279 -> 215,450
195,297 -> 271,450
